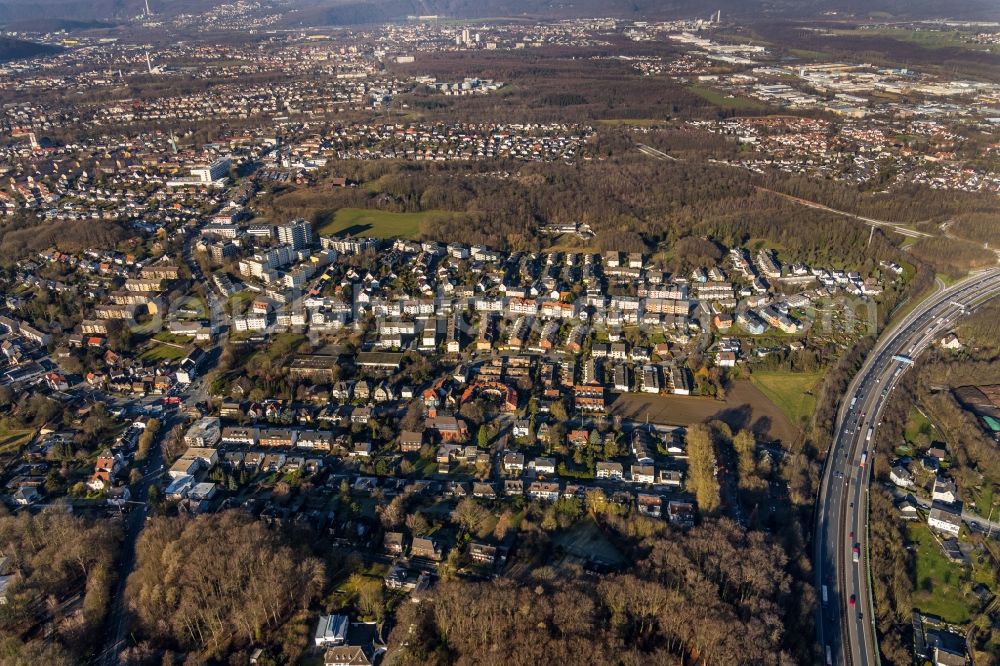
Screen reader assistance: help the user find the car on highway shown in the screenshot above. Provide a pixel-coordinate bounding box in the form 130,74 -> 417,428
852,545 -> 860,563
849,531 -> 854,539
849,594 -> 856,607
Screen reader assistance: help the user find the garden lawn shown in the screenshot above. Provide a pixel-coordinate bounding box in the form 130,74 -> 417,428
904,406 -> 939,445
908,522 -> 975,624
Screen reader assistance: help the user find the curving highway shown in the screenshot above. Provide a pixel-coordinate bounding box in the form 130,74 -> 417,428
815,267 -> 1000,666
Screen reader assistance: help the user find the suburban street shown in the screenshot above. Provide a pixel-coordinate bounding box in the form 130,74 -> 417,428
93,221 -> 225,666
814,267 -> 1000,666
890,489 -> 1000,536
2,5 -> 1000,665
94,412 -> 173,666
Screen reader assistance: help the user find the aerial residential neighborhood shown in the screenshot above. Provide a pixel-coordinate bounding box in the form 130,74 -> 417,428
0,1 -> 998,666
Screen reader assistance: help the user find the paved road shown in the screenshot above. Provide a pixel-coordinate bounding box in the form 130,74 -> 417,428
94,412 -> 173,666
814,267 -> 1000,666
890,489 -> 1000,538
94,220 -> 225,665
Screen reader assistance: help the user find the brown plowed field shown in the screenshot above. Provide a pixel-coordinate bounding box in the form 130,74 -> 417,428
608,380 -> 801,446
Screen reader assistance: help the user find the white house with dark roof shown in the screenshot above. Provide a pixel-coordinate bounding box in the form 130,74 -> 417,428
928,506 -> 961,536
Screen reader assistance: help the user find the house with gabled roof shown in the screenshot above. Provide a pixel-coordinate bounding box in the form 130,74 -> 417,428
411,536 -> 443,561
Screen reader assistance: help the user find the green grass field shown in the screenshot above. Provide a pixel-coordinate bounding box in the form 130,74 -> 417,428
749,370 -> 824,427
971,485 -> 997,519
788,48 -> 833,60
688,84 -> 766,111
596,118 -> 664,127
831,28 -> 1000,53
153,331 -> 195,344
139,342 -> 190,362
543,242 -> 601,254
745,237 -> 789,254
316,207 -> 455,239
0,427 -> 34,453
908,522 -> 975,623
904,406 -> 938,446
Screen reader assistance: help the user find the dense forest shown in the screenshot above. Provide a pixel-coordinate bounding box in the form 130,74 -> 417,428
123,511 -> 326,664
957,300 -> 1000,360
916,357 -> 1000,490
949,213 -> 1000,246
748,22 -> 1000,82
907,237 -> 997,278
105,475 -> 821,665
0,37 -> 60,63
0,216 -> 133,266
391,47 -> 776,125
753,171 -> 1000,228
390,517 -> 803,665
266,153 -> 914,274
0,509 -> 120,665
870,354 -> 1000,664
257,115 -> 999,278
868,484 -> 916,664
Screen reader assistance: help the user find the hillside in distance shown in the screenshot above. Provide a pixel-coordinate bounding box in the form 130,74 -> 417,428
306,0 -> 1000,23
0,0 -> 998,26
0,36 -> 61,61
4,17 -> 115,31
0,0 -> 203,24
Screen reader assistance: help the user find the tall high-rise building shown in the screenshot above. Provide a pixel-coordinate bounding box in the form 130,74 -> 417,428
191,157 -> 231,183
277,219 -> 313,250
